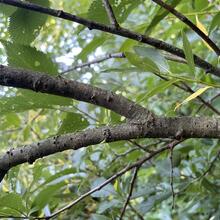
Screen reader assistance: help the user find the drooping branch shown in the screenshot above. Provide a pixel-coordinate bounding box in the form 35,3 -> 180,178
151,0 -> 220,56
1,0 -> 220,77
0,65 -> 152,121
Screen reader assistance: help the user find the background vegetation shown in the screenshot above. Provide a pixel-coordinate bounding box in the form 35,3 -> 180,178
0,0 -> 220,219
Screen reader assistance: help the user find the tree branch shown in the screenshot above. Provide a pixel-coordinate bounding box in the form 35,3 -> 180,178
102,0 -> 119,28
151,0 -> 220,56
1,0 -> 220,77
0,117 -> 220,182
60,52 -> 125,75
0,65 -> 151,121
119,166 -> 139,220
42,145 -> 170,219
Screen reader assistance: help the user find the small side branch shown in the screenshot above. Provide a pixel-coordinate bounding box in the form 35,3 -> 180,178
102,0 -> 119,28
60,52 -> 125,75
119,166 -> 139,220
44,145 -> 170,219
151,0 -> 220,56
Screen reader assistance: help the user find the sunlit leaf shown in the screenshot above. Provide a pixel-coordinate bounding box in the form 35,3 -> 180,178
58,112 -> 89,134
196,15 -> 213,51
174,86 -> 212,110
137,79 -> 179,103
125,51 -> 160,73
209,12 -> 220,34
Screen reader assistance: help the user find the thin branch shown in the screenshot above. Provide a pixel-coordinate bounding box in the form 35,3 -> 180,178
151,0 -> 220,56
128,204 -> 145,220
119,166 -> 139,220
169,141 -> 175,209
1,0 -> 220,76
153,71 -> 220,115
61,50 -> 219,115
162,52 -> 187,64
196,92 -> 220,114
177,150 -> 220,195
60,52 -> 125,75
102,0 -> 119,28
44,145 -> 170,219
199,150 -> 220,178
182,83 -> 220,115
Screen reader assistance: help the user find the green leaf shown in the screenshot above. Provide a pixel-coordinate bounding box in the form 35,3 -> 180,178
137,79 -> 180,103
87,0 -> 142,25
0,113 -> 21,130
0,5 -> 17,16
1,41 -> 58,75
209,12 -> 220,34
125,51 -> 160,73
0,90 -> 72,114
194,0 -> 208,11
77,35 -> 108,62
23,125 -> 31,141
145,0 -> 182,34
91,177 -> 116,198
138,192 -> 171,213
0,193 -> 26,214
98,200 -> 120,214
8,0 -> 50,45
174,86 -> 212,111
134,46 -> 169,72
182,31 -> 195,74
32,182 -> 65,210
58,112 -> 89,135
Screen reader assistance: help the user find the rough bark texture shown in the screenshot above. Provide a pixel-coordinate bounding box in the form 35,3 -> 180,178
0,117 -> 219,178
0,65 -> 151,121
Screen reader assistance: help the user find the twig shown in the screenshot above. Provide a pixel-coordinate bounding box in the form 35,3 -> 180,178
199,150 -> 220,179
109,147 -> 139,166
1,0 -> 220,76
61,51 -> 187,76
43,140 -> 183,219
182,83 -> 220,115
151,0 -> 220,56
196,92 -> 220,114
43,145 -> 171,219
169,141 -> 175,209
153,71 -> 220,115
128,140 -> 162,153
119,167 -> 139,220
60,52 -> 125,75
162,53 -> 187,64
128,203 -> 145,220
177,150 -> 220,195
102,0 -> 119,28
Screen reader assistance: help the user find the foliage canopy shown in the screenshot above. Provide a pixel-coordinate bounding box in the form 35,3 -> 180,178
0,0 -> 220,219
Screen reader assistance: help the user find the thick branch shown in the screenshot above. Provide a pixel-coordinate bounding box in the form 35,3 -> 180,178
0,65 -> 151,120
152,0 -> 220,56
0,117 -> 219,181
1,0 -> 220,77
